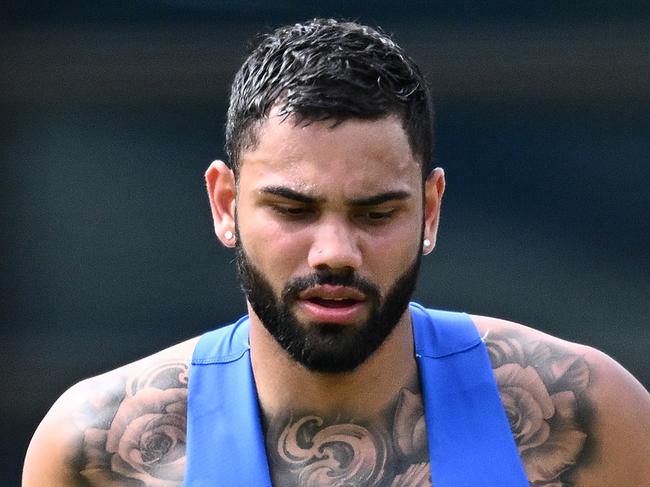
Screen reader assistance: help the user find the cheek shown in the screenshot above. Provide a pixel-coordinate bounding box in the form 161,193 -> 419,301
362,230 -> 420,286
239,218 -> 309,274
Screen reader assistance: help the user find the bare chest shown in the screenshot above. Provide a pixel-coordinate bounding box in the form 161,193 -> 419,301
264,390 -> 432,487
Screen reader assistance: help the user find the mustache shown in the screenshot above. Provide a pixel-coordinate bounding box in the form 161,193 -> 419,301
282,270 -> 380,301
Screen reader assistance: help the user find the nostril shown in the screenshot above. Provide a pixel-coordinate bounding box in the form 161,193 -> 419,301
308,234 -> 362,270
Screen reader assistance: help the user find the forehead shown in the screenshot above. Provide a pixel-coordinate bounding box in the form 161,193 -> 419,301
238,111 -> 422,199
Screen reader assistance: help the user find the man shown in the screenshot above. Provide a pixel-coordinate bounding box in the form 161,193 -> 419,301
23,18 -> 649,487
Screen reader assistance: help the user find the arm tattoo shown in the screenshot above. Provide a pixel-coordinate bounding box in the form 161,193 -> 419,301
72,360 -> 188,486
265,386 -> 431,487
486,332 -> 592,486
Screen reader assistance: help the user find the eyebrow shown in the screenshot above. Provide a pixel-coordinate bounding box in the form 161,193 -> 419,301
259,186 -> 324,204
259,186 -> 411,206
350,191 -> 411,206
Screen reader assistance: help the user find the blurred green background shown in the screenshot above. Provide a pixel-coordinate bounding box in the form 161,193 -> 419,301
2,1 -> 649,485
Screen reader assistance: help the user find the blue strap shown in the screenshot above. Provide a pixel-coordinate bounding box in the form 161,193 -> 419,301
411,304 -> 529,486
185,317 -> 272,487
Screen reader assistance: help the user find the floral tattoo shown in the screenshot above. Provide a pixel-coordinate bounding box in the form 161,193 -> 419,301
67,331 -> 593,487
265,387 -> 431,487
74,360 -> 188,487
486,332 -> 591,486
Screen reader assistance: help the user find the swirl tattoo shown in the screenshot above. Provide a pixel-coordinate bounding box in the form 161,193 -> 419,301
278,416 -> 388,486
267,388 -> 431,487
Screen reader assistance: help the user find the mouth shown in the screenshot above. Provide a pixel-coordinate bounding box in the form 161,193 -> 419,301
306,297 -> 361,308
297,285 -> 368,324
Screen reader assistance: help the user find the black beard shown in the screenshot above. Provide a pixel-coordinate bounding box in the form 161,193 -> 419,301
235,240 -> 421,374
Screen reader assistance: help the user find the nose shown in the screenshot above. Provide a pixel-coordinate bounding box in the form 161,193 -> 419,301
307,217 -> 362,271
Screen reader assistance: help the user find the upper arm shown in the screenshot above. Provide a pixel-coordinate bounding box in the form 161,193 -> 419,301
23,338 -> 197,487
23,385 -> 89,486
474,315 -> 650,486
571,347 -> 650,486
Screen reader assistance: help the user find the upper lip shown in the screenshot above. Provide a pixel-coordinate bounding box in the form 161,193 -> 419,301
299,285 -> 366,301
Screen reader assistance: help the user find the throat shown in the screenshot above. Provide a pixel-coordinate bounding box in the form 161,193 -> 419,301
249,309 -> 420,419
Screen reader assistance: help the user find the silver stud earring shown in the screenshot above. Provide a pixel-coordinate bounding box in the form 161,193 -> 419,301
423,239 -> 431,248
224,230 -> 234,240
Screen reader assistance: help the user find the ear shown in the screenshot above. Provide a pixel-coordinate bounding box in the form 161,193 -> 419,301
205,160 -> 237,248
422,167 -> 446,255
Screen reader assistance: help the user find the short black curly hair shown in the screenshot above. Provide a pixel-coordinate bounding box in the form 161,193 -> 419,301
225,18 -> 434,178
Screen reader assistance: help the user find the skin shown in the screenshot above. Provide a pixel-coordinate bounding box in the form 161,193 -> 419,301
23,113 -> 650,486
212,111 -> 443,421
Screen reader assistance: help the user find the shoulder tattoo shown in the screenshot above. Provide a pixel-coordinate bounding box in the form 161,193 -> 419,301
486,331 -> 592,486
72,360 -> 188,486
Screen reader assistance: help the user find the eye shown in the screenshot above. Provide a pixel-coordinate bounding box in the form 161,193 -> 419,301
358,209 -> 397,224
271,205 -> 315,219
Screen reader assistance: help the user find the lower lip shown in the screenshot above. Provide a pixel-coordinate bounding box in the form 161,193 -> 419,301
297,300 -> 367,324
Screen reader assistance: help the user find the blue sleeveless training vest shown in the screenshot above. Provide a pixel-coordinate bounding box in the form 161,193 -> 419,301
185,302 -> 528,486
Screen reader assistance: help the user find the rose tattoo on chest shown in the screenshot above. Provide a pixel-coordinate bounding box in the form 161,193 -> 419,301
486,332 -> 591,486
75,360 -> 189,487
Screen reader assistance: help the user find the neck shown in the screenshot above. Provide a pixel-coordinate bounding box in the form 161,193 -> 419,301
249,308 -> 432,486
248,306 -> 419,422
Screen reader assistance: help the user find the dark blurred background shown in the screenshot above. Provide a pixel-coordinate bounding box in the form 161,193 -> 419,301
2,1 -> 649,484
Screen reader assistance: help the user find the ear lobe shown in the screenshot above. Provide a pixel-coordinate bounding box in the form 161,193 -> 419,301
205,160 -> 237,247
423,167 -> 446,254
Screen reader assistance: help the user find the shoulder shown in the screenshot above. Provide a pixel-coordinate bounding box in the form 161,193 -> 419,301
471,314 -> 650,487
23,336 -> 200,487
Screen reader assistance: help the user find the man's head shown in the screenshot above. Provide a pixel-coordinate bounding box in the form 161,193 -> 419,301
225,18 -> 434,179
207,19 -> 444,374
